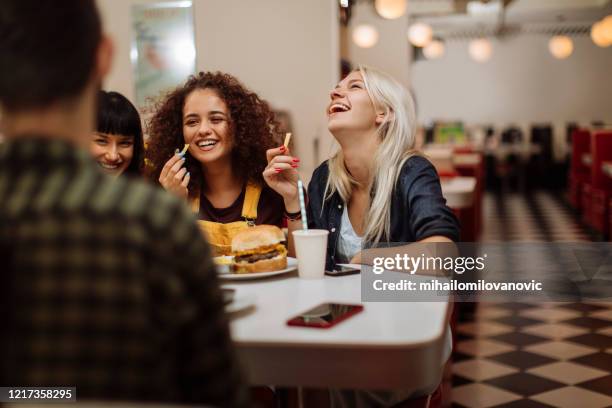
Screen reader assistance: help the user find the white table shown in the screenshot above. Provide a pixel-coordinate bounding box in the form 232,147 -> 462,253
453,153 -> 481,167
227,273 -> 451,391
484,143 -> 541,159
440,177 -> 476,209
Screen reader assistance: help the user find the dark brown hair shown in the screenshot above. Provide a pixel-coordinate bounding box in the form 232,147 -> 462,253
146,72 -> 280,198
0,0 -> 102,111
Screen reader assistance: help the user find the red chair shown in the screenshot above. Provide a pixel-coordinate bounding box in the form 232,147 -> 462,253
582,183 -> 593,228
589,131 -> 612,236
453,150 -> 484,241
609,198 -> 612,241
568,129 -> 591,210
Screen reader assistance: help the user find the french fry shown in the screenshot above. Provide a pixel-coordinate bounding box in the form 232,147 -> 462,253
180,143 -> 189,155
283,133 -> 292,149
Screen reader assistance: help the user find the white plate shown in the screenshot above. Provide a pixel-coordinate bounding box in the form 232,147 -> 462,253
225,292 -> 256,314
214,255 -> 234,274
219,257 -> 297,280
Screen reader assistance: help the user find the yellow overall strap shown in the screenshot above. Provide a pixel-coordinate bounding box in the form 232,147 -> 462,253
190,195 -> 200,214
241,182 -> 262,221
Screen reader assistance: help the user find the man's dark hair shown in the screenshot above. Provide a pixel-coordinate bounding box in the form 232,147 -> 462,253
0,0 -> 102,112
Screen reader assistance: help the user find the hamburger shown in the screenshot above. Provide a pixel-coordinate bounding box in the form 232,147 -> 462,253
231,225 -> 287,274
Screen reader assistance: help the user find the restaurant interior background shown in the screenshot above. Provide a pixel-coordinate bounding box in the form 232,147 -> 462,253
20,0 -> 608,406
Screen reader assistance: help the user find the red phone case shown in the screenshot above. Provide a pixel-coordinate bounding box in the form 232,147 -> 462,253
286,303 -> 364,329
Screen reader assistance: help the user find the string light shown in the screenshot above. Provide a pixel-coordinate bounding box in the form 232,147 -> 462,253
549,35 -> 573,59
353,24 -> 379,48
374,0 -> 407,19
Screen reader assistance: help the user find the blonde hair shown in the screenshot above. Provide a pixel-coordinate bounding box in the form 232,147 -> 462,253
325,65 -> 418,244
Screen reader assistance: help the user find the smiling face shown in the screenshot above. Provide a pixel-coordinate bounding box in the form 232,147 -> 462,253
327,71 -> 383,138
89,132 -> 134,176
182,88 -> 233,166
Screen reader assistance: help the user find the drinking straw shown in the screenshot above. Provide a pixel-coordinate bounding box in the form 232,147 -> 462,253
297,179 -> 308,230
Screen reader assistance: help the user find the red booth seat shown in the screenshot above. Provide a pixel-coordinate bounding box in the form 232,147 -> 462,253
568,129 -> 591,210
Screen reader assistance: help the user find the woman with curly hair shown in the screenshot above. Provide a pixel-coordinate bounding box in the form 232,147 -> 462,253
146,71 -> 287,254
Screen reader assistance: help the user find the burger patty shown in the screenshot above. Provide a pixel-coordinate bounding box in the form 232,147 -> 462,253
235,249 -> 281,264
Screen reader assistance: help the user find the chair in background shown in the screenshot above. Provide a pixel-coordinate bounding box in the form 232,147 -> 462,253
589,130 -> 612,237
568,129 -> 591,213
528,124 -> 555,189
496,126 -> 524,191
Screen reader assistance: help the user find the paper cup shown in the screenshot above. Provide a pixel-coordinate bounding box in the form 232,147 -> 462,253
292,229 -> 329,279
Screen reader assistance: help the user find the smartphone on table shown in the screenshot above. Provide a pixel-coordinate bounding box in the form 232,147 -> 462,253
325,264 -> 360,277
286,303 -> 364,328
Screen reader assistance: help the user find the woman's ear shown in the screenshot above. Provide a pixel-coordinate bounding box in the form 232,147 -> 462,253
375,109 -> 392,125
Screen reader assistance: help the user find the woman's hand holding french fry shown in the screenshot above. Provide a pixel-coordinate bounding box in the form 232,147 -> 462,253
263,145 -> 300,212
159,146 -> 190,199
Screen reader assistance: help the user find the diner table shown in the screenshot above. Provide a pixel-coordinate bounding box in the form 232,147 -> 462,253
440,176 -> 476,209
227,272 -> 451,391
484,143 -> 541,160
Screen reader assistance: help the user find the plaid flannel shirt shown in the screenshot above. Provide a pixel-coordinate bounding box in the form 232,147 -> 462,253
0,137 -> 247,407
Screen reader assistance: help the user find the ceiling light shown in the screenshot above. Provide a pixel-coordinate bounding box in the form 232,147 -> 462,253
374,0 -> 407,19
591,22 -> 610,47
549,35 -> 573,59
423,40 -> 445,59
353,25 -> 379,48
469,38 -> 493,63
408,22 -> 433,47
598,15 -> 612,45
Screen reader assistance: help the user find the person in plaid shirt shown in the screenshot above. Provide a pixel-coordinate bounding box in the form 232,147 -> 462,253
0,1 -> 247,406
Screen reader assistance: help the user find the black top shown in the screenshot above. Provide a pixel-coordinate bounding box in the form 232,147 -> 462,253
0,137 -> 247,407
307,156 -> 460,270
199,184 -> 284,226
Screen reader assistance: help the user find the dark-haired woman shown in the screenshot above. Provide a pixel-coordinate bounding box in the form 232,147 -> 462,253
90,90 -> 145,177
146,71 -> 285,255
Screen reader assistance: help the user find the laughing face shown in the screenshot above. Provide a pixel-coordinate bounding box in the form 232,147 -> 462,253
182,88 -> 233,166
327,71 -> 380,136
90,133 -> 134,176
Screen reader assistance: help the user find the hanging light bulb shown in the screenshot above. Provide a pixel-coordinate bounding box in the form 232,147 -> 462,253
352,24 -> 379,48
469,38 -> 493,63
374,0 -> 407,20
423,40 -> 445,59
591,22 -> 610,47
600,15 -> 612,43
549,35 -> 573,59
407,22 -> 433,47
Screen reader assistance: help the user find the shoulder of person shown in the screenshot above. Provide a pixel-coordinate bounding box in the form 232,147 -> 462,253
95,175 -> 200,240
398,154 -> 438,178
400,154 -> 436,173
396,155 -> 439,189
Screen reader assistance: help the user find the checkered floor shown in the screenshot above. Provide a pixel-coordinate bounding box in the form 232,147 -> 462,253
450,191 -> 612,408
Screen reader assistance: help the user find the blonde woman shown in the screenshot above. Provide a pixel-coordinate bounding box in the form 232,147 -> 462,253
264,66 -> 459,268
265,66 -> 457,405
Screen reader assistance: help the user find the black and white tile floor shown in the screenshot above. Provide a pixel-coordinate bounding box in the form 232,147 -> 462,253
451,191 -> 612,408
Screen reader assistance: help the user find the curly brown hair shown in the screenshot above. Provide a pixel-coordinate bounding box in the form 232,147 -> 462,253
145,71 -> 280,199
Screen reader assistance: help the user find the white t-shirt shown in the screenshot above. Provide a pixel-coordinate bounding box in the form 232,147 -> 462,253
336,206 -> 363,263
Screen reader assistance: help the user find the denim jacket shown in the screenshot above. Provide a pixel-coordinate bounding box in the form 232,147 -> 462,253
306,155 -> 460,270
